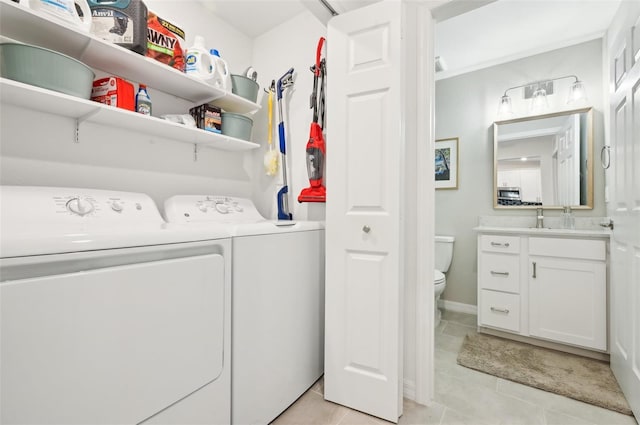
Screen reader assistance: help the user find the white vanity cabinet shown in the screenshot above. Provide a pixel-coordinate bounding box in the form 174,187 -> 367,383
476,228 -> 609,352
528,237 -> 607,350
478,234 -> 522,332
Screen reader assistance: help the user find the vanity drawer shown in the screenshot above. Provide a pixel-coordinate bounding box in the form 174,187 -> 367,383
480,235 -> 520,254
479,290 -> 520,333
479,252 -> 520,293
529,237 -> 605,261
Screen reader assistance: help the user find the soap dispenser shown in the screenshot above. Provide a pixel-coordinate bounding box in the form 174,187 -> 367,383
562,206 -> 575,229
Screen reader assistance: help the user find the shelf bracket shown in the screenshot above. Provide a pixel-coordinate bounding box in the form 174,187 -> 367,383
193,144 -> 199,162
74,109 -> 101,144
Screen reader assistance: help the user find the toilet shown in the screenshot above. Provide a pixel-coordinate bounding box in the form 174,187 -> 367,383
434,235 -> 455,326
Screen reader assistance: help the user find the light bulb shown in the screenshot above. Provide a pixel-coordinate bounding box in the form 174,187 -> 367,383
497,95 -> 513,118
530,88 -> 548,114
567,80 -> 587,104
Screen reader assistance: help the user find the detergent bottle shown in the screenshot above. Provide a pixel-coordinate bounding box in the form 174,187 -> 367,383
209,49 -> 232,91
185,36 -> 215,82
21,0 -> 92,32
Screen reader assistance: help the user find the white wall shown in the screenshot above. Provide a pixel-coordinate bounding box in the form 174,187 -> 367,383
435,39 -> 606,307
250,10 -> 328,221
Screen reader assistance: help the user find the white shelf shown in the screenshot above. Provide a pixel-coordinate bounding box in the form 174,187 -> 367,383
0,0 -> 261,113
1,78 -> 260,152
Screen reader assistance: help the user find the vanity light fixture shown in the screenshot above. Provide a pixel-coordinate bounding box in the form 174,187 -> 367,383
497,75 -> 588,118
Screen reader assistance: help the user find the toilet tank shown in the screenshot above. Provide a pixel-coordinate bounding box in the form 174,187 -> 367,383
435,235 -> 455,272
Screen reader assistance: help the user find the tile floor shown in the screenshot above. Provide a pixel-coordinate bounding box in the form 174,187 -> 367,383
271,310 -> 638,425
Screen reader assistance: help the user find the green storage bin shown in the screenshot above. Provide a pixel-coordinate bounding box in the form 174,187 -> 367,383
0,43 -> 95,99
230,74 -> 259,103
222,112 -> 253,141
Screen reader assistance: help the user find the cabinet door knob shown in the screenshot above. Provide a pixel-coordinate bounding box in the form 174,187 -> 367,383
362,225 -> 371,233
532,261 -> 537,278
490,271 -> 509,276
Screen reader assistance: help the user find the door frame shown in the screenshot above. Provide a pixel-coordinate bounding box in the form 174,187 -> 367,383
413,2 -> 435,405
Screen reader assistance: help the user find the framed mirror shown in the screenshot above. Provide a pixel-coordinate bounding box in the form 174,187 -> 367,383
493,107 -> 593,209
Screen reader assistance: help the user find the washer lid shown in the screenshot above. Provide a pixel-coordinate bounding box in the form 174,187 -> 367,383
163,194 -> 324,235
434,270 -> 446,284
0,186 -> 230,258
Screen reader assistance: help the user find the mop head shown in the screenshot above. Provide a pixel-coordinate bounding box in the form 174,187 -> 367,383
264,149 -> 279,176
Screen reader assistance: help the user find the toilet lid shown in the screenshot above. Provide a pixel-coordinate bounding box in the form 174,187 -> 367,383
434,270 -> 445,284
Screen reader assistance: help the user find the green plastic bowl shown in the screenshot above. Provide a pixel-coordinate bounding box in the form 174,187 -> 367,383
222,112 -> 253,141
0,43 -> 95,99
230,74 -> 259,103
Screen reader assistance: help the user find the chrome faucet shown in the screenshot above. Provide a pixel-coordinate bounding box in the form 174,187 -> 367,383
536,207 -> 544,229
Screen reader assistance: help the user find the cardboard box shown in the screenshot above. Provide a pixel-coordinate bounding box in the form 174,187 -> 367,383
190,104 -> 221,133
91,77 -> 135,111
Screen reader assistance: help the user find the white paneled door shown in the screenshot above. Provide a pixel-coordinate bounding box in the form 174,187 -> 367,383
325,1 -> 403,422
608,3 -> 640,419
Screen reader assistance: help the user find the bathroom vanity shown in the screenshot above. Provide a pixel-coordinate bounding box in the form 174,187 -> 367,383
474,222 -> 611,356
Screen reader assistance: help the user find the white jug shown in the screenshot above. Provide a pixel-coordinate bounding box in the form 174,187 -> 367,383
210,49 -> 232,91
20,0 -> 92,33
185,36 -> 215,82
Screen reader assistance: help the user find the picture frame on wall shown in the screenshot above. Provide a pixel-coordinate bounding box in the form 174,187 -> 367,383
435,137 -> 459,190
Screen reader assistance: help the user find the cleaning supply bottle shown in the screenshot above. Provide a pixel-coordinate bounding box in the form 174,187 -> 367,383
136,84 -> 152,115
185,36 -> 215,81
209,49 -> 232,91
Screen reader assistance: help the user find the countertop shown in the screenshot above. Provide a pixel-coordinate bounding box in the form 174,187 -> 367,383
473,225 -> 612,238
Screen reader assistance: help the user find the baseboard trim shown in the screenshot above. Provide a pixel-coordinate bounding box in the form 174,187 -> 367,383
403,379 -> 416,400
438,299 -> 477,315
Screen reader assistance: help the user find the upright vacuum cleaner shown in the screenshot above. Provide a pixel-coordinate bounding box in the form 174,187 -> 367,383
298,37 -> 327,203
277,68 -> 295,220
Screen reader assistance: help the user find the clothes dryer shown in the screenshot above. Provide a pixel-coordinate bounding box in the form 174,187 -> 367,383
0,186 -> 232,425
164,195 -> 325,425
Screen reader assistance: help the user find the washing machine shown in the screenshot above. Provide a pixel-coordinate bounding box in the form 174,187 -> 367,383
164,195 -> 325,425
0,186 -> 232,425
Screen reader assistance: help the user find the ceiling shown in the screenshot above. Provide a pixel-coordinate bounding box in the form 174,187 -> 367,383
203,0 -> 622,79
200,0 -> 379,39
435,0 -> 622,79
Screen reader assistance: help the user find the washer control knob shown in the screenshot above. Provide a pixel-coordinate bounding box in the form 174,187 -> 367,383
216,203 -> 229,214
234,205 -> 243,212
198,204 -> 208,212
66,197 -> 94,216
111,201 -> 123,213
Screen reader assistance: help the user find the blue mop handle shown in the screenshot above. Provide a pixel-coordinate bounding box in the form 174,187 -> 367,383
277,68 -> 294,155
276,68 -> 294,100
277,186 -> 292,221
278,122 -> 286,155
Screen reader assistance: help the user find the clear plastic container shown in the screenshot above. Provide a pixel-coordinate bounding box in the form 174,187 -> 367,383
561,206 -> 575,229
